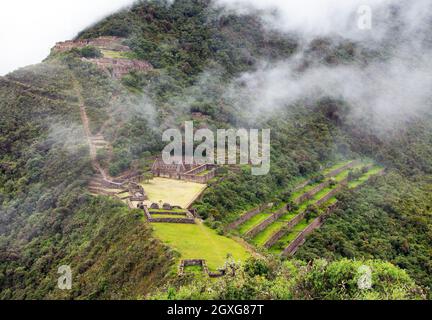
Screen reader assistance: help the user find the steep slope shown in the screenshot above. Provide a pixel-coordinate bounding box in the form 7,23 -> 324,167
1,0 -> 432,299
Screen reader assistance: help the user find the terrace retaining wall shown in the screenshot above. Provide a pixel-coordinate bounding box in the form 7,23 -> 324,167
325,160 -> 360,178
227,204 -> 273,230
143,206 -> 195,224
264,210 -> 308,248
178,259 -> 227,278
265,177 -> 350,248
282,202 -> 339,256
293,180 -> 331,205
291,160 -> 358,193
245,205 -> 288,239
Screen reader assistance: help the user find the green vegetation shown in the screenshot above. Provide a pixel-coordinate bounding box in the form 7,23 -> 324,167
151,257 -> 425,300
1,0 -> 432,300
296,172 -> 432,296
75,46 -> 102,58
101,49 -> 130,59
152,222 -> 250,271
247,161 -> 378,250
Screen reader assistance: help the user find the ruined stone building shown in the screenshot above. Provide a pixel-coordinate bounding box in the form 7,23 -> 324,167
53,36 -> 130,53
151,157 -> 216,184
82,57 -> 152,79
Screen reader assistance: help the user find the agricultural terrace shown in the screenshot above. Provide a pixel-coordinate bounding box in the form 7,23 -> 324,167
142,177 -> 207,208
234,159 -> 384,254
152,221 -> 251,271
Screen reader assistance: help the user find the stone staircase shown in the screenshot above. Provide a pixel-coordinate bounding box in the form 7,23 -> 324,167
91,134 -> 110,151
88,174 -> 128,196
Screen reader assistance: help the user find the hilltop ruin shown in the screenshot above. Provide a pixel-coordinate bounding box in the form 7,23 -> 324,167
53,36 -> 130,53
53,36 -> 152,79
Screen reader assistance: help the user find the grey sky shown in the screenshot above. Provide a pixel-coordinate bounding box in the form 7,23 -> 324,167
0,0 -> 135,75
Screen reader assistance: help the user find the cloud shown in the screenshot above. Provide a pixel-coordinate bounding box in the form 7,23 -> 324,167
215,0 -> 390,38
214,0 -> 432,131
0,0 -> 136,76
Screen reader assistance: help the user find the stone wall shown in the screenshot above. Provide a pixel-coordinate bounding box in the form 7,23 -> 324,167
282,203 -> 339,256
149,211 -> 189,216
180,164 -> 217,184
245,205 -> 288,238
293,180 -> 331,205
264,210 -> 307,248
178,259 -> 226,278
291,160 -> 358,193
128,182 -> 146,201
265,178 -> 350,248
143,206 -> 195,224
53,36 -> 130,53
227,204 -> 272,230
314,178 -> 347,207
325,160 -> 360,178
83,57 -> 153,79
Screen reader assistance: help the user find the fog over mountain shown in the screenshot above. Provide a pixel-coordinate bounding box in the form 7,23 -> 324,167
209,0 -> 432,131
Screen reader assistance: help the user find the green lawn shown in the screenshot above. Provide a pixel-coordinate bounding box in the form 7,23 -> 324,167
237,212 -> 271,235
348,166 -> 384,188
270,218 -> 312,253
251,210 -> 302,246
291,160 -> 357,200
321,160 -> 353,176
152,221 -> 251,270
238,162 -> 359,241
183,265 -> 205,274
101,49 -> 131,59
252,221 -> 285,246
196,169 -> 213,176
269,164 -> 384,254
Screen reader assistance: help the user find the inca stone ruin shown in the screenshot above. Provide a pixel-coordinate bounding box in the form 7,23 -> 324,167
53,36 -> 152,79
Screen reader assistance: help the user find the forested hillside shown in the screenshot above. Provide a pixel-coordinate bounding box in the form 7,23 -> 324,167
0,0 -> 431,299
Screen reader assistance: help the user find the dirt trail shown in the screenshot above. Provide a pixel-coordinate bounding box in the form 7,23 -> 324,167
72,78 -> 110,180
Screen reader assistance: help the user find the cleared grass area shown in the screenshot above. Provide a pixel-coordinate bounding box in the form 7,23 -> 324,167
237,202 -> 287,235
184,265 -> 205,274
101,49 -> 130,59
238,213 -> 271,234
270,218 -> 312,253
321,160 -> 353,175
254,161 -> 374,250
348,166 -> 384,188
250,162 -> 367,246
270,164 -> 384,254
142,178 -> 207,208
291,160 -> 356,200
251,210 -> 300,246
252,221 -> 285,246
152,221 -> 251,271
196,169 -> 213,177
